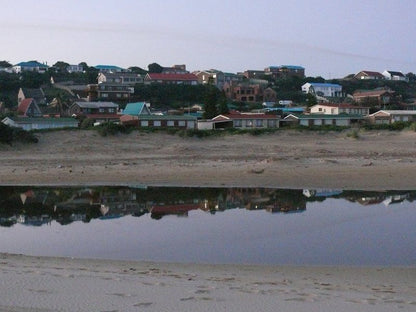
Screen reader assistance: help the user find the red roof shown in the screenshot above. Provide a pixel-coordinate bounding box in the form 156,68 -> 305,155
360,71 -> 384,77
17,98 -> 34,115
84,114 -> 120,120
353,90 -> 394,97
147,73 -> 198,81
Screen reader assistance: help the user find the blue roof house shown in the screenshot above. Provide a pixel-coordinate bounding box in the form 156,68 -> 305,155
301,82 -> 343,97
122,102 -> 151,116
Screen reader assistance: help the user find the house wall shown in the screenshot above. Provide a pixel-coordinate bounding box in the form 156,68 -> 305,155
137,119 -> 196,129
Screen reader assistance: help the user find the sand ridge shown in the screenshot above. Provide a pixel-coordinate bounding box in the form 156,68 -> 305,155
1,129 -> 416,190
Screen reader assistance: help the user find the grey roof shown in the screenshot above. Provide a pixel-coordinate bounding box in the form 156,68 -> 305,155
138,114 -> 197,121
73,101 -> 119,109
373,110 -> 416,116
21,88 -> 45,100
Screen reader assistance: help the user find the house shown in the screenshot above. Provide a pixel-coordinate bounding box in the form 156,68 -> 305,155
18,88 -> 46,106
354,70 -> 384,80
223,82 -> 265,103
263,87 -> 277,103
199,111 -> 280,130
223,72 -> 245,84
193,69 -> 225,89
382,70 -> 408,82
352,89 -> 397,106
367,110 -> 416,124
144,73 -> 199,85
66,64 -> 84,73
87,83 -> 134,102
284,113 -> 364,127
94,65 -> 127,73
161,64 -> 189,74
264,65 -> 305,79
310,103 -> 370,116
97,72 -> 143,85
242,70 -> 265,79
12,61 -> 48,73
69,101 -> 119,122
2,116 -> 78,131
121,114 -> 197,129
301,83 -> 343,97
17,98 -> 43,117
122,102 -> 151,116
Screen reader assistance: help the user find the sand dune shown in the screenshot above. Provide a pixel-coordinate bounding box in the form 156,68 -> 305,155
1,129 -> 416,190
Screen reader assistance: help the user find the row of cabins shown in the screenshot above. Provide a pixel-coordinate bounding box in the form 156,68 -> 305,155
4,100 -> 416,131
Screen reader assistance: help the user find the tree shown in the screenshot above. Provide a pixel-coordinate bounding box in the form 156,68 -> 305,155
0,61 -> 12,68
147,63 -> 163,73
128,66 -> 147,75
52,61 -> 70,73
217,91 -> 229,114
203,86 -> 220,119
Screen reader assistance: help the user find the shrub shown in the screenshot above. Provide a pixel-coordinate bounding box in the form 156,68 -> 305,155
97,122 -> 132,137
0,123 -> 38,145
346,129 -> 360,139
80,118 -> 94,129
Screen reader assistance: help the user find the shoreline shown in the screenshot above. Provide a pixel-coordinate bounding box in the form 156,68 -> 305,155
1,253 -> 415,312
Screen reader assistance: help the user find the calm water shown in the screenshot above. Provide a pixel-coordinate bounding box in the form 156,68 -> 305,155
0,186 -> 415,266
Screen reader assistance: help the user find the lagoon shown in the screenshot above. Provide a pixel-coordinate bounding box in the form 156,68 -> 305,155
0,186 -> 415,266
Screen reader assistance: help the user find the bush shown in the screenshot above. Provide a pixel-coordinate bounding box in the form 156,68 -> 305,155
0,123 -> 38,145
80,118 -> 94,129
96,122 -> 132,137
346,129 -> 360,139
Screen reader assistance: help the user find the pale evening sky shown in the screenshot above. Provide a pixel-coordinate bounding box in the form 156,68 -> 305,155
1,0 -> 415,78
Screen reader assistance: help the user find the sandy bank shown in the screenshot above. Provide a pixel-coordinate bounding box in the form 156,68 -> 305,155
0,253 -> 415,312
1,129 -> 416,190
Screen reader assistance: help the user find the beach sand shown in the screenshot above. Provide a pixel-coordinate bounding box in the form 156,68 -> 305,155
1,129 -> 416,189
0,253 -> 415,312
1,129 -> 416,311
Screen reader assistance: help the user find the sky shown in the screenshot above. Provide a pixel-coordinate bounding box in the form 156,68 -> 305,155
1,0 -> 415,78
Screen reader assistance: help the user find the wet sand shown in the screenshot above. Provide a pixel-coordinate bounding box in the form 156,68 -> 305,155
0,253 -> 415,312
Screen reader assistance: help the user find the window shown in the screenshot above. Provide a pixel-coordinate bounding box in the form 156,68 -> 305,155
108,108 -> 115,113
234,120 -> 242,127
167,120 -> 175,127
178,121 -> 185,127
101,93 -> 108,98
246,120 -> 253,127
141,120 -> 148,127
99,108 -> 104,113
154,121 -> 161,127
255,119 -> 263,127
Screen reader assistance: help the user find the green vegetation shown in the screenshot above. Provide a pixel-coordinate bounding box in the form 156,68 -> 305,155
96,122 -> 133,137
0,123 -> 38,145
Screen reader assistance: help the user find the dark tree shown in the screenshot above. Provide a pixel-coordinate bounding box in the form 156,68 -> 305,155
128,66 -> 148,75
217,91 -> 229,114
52,61 -> 70,73
147,63 -> 163,73
0,61 -> 12,68
203,86 -> 219,119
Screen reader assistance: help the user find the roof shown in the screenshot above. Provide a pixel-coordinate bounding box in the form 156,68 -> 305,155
312,103 -> 369,109
285,114 -> 364,120
95,65 -> 124,70
73,101 -> 119,109
123,102 -> 148,116
357,70 -> 384,77
146,73 -> 198,81
371,110 -> 416,116
5,117 -> 78,124
385,71 -> 405,77
17,98 -> 34,115
15,61 -> 48,68
214,112 -> 279,120
353,89 -> 394,97
279,65 -> 305,70
304,83 -> 342,88
21,88 -> 45,100
137,114 -> 197,121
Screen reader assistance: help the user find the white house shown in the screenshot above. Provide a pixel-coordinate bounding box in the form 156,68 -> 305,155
382,71 -> 408,82
368,110 -> 416,124
67,64 -> 84,73
301,83 -> 343,97
12,61 -> 49,73
310,103 -> 369,116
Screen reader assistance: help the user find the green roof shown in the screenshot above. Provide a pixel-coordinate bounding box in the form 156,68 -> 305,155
123,102 -> 147,115
138,115 -> 197,121
288,114 -> 364,120
11,117 -> 78,124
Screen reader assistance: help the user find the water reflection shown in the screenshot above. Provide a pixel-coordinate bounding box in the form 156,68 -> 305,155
0,186 -> 414,227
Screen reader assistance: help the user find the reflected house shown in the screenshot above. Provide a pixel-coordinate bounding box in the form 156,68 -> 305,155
354,195 -> 386,206
150,203 -> 201,219
266,201 -> 306,213
17,214 -> 51,226
382,193 -> 409,206
303,189 -> 343,198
